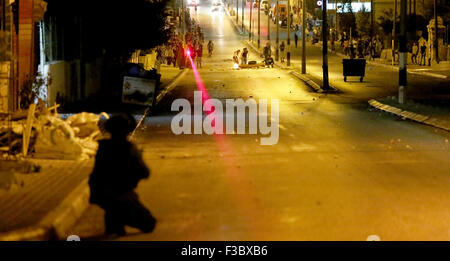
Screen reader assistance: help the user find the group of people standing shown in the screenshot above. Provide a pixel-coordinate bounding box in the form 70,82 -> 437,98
339,32 -> 384,60
233,47 -> 250,65
154,15 -> 214,70
410,36 -> 432,66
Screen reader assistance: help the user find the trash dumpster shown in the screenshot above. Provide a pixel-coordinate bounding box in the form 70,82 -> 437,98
342,58 -> 366,82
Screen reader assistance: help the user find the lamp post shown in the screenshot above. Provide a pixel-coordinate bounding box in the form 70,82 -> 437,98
301,0 -> 306,74
287,0 -> 291,65
322,0 -> 329,89
250,0 -> 253,41
399,0 -> 407,104
181,0 -> 185,39
434,0 -> 439,64
268,0 -> 271,41
237,0 -> 239,24
275,0 -> 279,61
258,0 -> 261,48
392,0 -> 397,65
370,0 -> 374,60
242,0 -> 245,32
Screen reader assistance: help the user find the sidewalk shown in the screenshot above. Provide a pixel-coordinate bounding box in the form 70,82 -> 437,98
327,43 -> 450,79
0,64 -> 187,241
0,159 -> 93,239
226,9 -> 450,132
369,97 -> 450,132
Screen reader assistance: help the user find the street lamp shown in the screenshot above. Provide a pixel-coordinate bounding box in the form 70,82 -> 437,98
301,0 -> 306,74
392,0 -> 397,65
237,0 -> 239,24
287,0 -> 291,66
322,0 -> 329,89
268,0 -> 271,41
250,0 -> 253,41
276,0 -> 279,61
258,0 -> 261,48
399,0 -> 407,104
242,0 -> 245,31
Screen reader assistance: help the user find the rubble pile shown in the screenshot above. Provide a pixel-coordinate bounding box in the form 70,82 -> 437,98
0,103 -> 109,160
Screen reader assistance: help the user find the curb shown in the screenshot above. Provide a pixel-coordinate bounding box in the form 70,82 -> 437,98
0,68 -> 189,241
368,99 -> 450,132
289,71 -> 323,93
225,8 -> 247,36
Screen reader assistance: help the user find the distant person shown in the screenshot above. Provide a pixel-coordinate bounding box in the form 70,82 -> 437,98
233,49 -> 241,65
419,40 -> 427,66
411,42 -> 418,64
357,39 -> 364,58
263,42 -> 272,59
280,41 -> 286,63
241,47 -> 249,65
89,113 -> 156,237
196,42 -> 203,68
207,40 -> 214,57
294,33 -> 298,48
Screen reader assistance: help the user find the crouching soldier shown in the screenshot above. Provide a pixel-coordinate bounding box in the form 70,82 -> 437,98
89,113 -> 156,237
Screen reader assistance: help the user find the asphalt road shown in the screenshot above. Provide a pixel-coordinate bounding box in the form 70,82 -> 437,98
67,0 -> 450,241
237,2 -> 450,105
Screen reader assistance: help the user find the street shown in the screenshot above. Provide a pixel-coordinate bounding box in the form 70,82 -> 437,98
67,0 -> 450,241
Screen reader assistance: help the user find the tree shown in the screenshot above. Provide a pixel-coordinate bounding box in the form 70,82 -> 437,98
378,8 -> 394,37
337,0 -> 356,36
45,0 -> 170,61
356,5 -> 371,37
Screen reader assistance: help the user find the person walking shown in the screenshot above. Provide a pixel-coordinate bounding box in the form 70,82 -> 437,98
207,40 -> 214,57
280,41 -> 286,63
294,33 -> 298,48
196,42 -> 203,68
89,113 -> 156,237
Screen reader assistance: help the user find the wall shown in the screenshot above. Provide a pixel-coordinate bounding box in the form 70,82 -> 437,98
46,59 -> 102,107
0,62 -> 10,113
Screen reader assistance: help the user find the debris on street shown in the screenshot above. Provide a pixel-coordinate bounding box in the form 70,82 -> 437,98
0,102 -> 109,160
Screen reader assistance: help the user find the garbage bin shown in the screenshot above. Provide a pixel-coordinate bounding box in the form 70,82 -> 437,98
342,58 -> 366,82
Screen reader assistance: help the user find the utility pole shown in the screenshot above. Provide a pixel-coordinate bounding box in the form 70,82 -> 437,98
237,0 -> 239,24
392,0 -> 397,65
335,0 -> 338,37
287,0 -> 291,66
276,0 -> 279,61
298,0 -> 300,34
370,0 -> 374,58
399,0 -> 407,104
258,0 -> 261,48
301,0 -> 306,74
268,0 -> 271,41
250,0 -> 253,41
434,0 -> 439,64
181,0 -> 185,39
242,0 -> 245,32
322,0 -> 329,89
